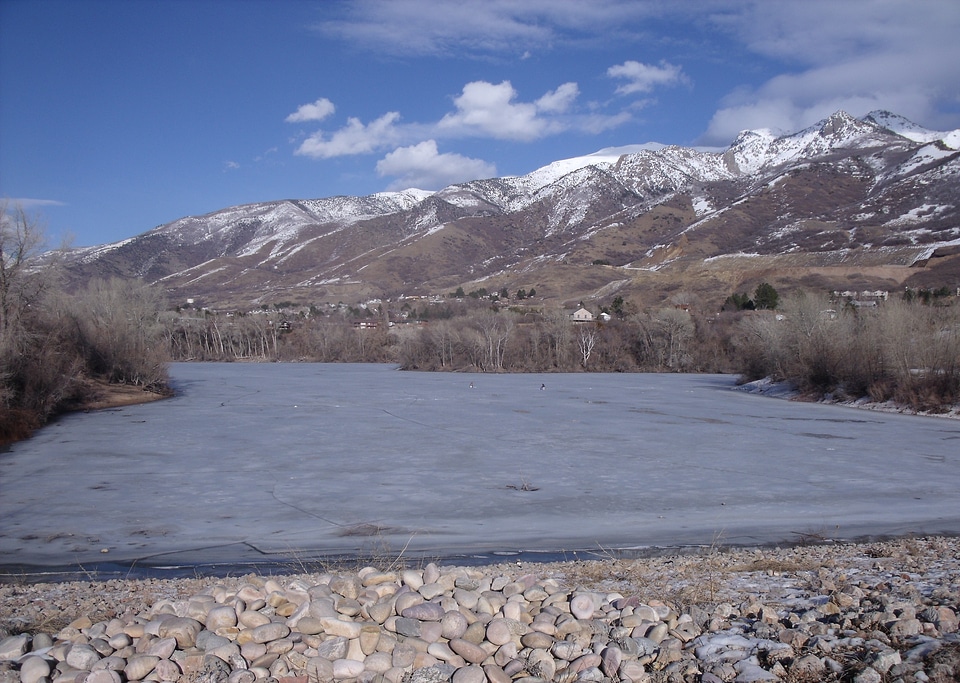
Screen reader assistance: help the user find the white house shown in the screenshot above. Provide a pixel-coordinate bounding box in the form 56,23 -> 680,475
570,307 -> 594,324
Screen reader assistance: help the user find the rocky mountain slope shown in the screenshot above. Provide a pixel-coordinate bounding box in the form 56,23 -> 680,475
60,111 -> 960,311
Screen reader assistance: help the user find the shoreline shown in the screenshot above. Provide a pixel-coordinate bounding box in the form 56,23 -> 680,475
2,536 -> 958,682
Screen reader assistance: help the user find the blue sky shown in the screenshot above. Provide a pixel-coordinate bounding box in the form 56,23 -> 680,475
2,0 -> 959,247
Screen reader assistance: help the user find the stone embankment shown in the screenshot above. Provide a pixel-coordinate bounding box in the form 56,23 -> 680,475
1,537 -> 959,683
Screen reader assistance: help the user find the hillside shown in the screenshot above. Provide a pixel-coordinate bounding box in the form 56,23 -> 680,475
58,110 -> 960,311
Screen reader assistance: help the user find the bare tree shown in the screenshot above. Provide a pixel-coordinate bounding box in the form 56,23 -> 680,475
544,309 -> 572,369
472,311 -> 513,371
0,200 -> 48,335
577,324 -> 598,369
71,277 -> 170,387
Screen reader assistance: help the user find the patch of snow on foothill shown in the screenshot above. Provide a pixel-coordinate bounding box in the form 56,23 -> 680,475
75,236 -> 139,263
884,203 -> 952,227
703,252 -> 762,262
692,195 -> 713,216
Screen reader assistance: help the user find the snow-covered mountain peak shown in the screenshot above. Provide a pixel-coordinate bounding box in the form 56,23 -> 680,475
864,110 -> 959,147
505,143 -> 667,196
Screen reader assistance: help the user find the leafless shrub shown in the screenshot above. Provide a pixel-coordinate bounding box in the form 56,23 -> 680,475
733,291 -> 960,408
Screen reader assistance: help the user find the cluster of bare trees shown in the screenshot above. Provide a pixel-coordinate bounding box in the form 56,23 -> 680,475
395,306 -> 735,374
1,202 -> 170,443
177,303 -> 732,373
733,292 -> 960,410
164,303 -> 730,372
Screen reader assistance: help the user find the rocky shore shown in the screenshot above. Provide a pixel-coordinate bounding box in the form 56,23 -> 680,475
1,537 -> 958,683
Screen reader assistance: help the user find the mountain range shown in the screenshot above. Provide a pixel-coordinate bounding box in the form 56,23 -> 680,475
60,110 -> 960,311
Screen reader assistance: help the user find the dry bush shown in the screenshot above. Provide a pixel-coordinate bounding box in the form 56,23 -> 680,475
733,290 -> 960,409
68,277 -> 170,389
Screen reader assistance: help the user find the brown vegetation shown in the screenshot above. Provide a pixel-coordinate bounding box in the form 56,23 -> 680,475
0,202 -> 171,446
733,291 -> 960,411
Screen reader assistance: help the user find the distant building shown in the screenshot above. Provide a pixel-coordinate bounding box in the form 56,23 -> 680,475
570,306 -> 594,324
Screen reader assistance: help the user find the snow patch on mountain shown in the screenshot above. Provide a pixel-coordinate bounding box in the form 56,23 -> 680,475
884,203 -> 954,227
884,143 -> 960,179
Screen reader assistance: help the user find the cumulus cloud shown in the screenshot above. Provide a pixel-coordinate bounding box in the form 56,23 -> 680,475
285,98 -> 336,123
294,112 -> 403,159
607,60 -> 686,96
700,0 -> 960,144
437,80 -> 571,141
376,140 -> 496,190
536,82 -> 579,113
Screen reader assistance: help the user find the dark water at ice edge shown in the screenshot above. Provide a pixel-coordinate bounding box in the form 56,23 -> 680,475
0,534 -> 926,585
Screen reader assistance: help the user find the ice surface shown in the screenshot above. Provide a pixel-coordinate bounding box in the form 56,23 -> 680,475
1,364 -> 958,573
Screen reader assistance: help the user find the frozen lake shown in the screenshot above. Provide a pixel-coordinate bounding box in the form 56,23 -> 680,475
2,363 -> 959,579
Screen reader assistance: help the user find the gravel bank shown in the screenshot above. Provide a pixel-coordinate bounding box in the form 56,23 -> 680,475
1,537 -> 958,683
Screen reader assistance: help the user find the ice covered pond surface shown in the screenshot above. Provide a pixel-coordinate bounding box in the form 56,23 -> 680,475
2,363 -> 959,578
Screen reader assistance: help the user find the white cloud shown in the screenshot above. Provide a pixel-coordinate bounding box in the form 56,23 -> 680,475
294,112 -> 403,159
376,140 -> 496,190
223,160 -> 241,171
437,80 -> 569,141
607,60 -> 686,96
3,198 -> 66,210
285,98 -> 336,123
536,82 -> 579,113
313,0 -> 661,57
700,0 -> 960,144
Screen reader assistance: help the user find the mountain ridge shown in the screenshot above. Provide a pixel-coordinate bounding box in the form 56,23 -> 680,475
59,110 -> 960,311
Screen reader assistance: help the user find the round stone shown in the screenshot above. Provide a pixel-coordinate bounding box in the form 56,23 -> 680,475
19,655 -> 51,683
318,618 -> 361,639
451,664 -> 486,683
123,655 -> 160,681
485,618 -> 523,646
206,606 -> 238,630
448,639 -> 487,665
401,570 -> 425,591
250,622 -> 291,644
84,670 -> 122,683
360,625 -> 382,655
238,611 -> 271,628
66,644 -> 101,671
520,632 -> 554,650
144,637 -> 177,659
440,611 -> 468,640
483,664 -> 512,683
154,659 -> 181,681
157,618 -> 203,648
570,594 -> 596,620
332,658 -> 365,680
227,670 -> 256,683
422,564 -> 440,585
295,617 -> 325,635
402,602 -> 445,622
